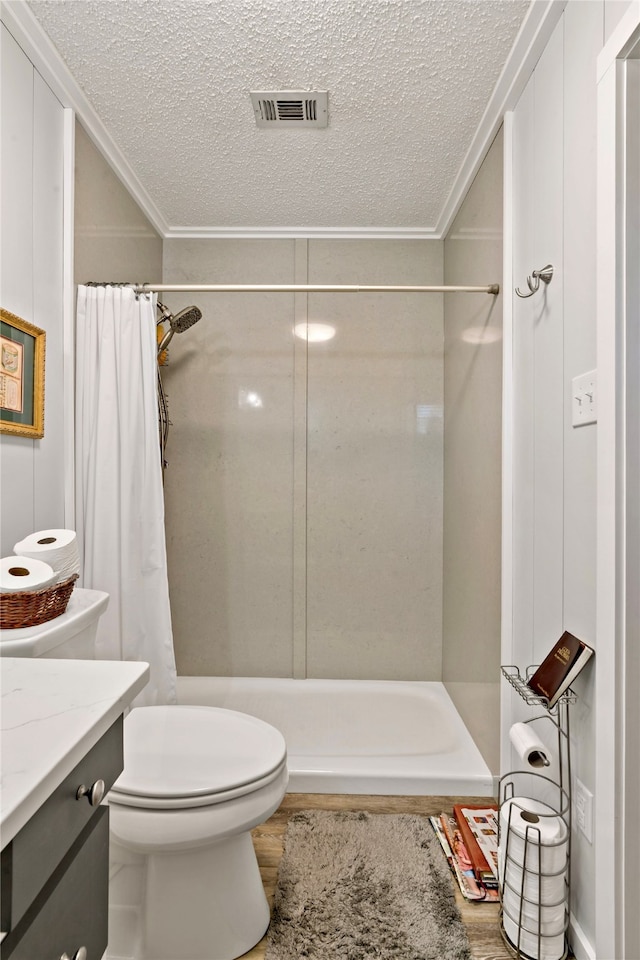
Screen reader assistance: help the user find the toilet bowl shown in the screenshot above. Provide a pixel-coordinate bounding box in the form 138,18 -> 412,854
108,704 -> 288,960
0,589 -> 289,960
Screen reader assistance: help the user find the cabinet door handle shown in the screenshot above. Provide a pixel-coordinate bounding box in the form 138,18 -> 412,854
76,778 -> 105,806
60,949 -> 87,960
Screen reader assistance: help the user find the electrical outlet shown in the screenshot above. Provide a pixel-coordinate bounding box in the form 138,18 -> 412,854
575,778 -> 593,842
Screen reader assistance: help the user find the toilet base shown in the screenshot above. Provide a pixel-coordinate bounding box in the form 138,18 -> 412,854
107,832 -> 270,960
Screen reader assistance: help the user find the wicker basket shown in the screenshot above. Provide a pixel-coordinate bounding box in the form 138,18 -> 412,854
0,574 -> 79,630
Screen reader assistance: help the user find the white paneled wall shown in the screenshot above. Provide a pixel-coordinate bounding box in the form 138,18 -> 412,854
510,73 -> 536,666
0,24 -> 67,553
531,23 -> 564,657
507,2 -> 607,955
33,69 -> 66,532
562,0 -> 602,684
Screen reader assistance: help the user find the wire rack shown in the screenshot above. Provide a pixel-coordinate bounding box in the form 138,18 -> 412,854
501,665 -> 577,709
499,665 -> 574,960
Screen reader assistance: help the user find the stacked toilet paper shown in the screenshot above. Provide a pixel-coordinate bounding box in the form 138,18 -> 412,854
499,797 -> 568,960
13,529 -> 80,584
0,555 -> 57,593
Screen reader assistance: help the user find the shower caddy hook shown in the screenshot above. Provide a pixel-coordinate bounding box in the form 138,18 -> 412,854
515,264 -> 554,298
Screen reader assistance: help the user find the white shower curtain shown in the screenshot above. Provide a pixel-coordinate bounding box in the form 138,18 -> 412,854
75,285 -> 177,705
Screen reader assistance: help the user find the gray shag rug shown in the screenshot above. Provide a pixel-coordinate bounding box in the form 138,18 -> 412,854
264,810 -> 473,960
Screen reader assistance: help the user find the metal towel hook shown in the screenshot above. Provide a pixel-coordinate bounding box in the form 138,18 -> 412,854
515,264 -> 554,298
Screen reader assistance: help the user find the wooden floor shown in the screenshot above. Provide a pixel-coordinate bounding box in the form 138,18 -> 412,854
242,793 -> 514,960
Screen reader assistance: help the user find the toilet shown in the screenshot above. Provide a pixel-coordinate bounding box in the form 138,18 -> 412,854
0,587 -> 289,960
108,704 -> 287,960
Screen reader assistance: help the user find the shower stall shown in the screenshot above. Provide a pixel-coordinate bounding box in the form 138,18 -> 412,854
157,226 -> 502,794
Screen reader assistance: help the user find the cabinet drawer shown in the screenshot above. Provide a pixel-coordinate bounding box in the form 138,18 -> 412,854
1,716 -> 123,933
1,807 -> 109,960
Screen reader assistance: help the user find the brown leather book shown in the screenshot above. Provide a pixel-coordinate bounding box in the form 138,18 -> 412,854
452,804 -> 498,886
527,631 -> 594,708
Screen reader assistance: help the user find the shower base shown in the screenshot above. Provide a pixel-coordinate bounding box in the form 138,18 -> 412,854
176,676 -> 494,796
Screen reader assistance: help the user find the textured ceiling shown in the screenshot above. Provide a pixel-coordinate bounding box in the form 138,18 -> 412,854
27,0 -> 530,232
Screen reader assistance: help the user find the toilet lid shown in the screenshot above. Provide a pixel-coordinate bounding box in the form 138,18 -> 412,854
111,705 -> 287,800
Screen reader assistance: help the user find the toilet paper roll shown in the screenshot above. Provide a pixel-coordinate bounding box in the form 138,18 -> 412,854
500,797 -> 568,845
502,898 -> 566,941
500,850 -> 567,905
503,911 -> 565,960
503,884 -> 566,930
500,797 -> 568,960
14,529 -> 80,584
0,556 -> 57,593
510,722 -> 552,769
500,798 -> 568,873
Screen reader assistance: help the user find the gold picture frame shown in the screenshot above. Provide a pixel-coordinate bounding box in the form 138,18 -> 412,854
0,308 -> 46,439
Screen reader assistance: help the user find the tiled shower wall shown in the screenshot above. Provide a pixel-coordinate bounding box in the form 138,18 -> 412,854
162,239 -> 444,679
443,129 -> 503,684
74,122 -> 163,285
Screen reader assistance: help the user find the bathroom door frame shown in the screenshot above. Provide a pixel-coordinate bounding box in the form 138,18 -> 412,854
595,7 -> 640,959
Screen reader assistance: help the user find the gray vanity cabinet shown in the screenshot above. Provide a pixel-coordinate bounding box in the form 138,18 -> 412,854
1,717 -> 124,960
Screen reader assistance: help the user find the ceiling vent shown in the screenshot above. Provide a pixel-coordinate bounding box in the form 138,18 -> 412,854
250,91 -> 328,128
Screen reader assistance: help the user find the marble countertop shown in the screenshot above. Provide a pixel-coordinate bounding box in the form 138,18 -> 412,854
0,657 -> 149,847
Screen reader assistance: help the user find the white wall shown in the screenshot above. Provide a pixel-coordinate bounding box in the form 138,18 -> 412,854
596,20 -> 640,957
0,23 -> 66,554
507,1 -> 613,954
621,56 -> 640,957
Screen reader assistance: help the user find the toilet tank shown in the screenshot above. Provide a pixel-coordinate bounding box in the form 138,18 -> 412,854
0,588 -> 108,658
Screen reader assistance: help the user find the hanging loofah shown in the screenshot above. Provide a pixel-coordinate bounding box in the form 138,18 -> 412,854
157,324 -> 169,365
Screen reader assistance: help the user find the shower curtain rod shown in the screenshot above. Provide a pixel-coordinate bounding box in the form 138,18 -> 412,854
132,282 -> 500,295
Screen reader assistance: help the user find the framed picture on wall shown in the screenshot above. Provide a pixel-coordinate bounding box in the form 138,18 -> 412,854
0,308 -> 46,439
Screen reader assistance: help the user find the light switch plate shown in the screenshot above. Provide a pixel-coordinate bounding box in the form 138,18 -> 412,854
572,370 -> 597,426
575,778 -> 593,842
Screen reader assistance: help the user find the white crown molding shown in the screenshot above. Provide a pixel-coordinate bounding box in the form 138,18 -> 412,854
435,0 -> 567,239
0,0 -> 170,238
163,225 -> 441,240
2,0 -> 565,242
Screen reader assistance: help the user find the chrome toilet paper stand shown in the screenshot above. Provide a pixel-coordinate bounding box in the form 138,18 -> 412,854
499,666 -> 574,960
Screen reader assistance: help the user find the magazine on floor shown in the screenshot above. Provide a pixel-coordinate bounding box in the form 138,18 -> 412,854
429,815 -> 500,902
453,805 -> 499,884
